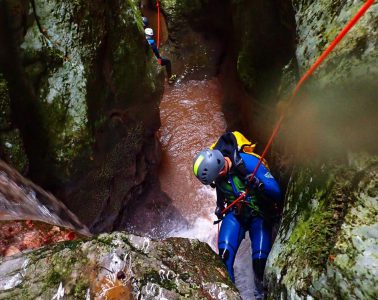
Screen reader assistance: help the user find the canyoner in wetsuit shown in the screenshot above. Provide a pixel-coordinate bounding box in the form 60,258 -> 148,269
192,132 -> 282,299
143,18 -> 176,84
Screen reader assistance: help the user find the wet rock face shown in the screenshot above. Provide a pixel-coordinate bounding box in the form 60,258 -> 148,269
294,0 -> 378,82
231,0 -> 296,99
292,0 -> 378,155
265,155 -> 378,299
0,232 -> 241,299
0,0 -> 164,231
0,74 -> 28,173
158,0 -> 227,79
263,2 -> 378,298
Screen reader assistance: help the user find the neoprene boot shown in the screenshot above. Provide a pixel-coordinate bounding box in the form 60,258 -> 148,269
253,258 -> 267,299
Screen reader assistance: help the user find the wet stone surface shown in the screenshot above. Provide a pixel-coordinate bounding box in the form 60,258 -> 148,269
0,232 -> 241,300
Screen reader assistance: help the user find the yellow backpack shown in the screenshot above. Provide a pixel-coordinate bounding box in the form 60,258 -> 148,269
211,131 -> 269,169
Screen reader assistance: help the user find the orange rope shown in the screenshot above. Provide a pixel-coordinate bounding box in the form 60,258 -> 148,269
221,0 -> 375,215
156,0 -> 161,49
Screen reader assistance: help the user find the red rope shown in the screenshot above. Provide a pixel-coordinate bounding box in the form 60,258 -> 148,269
156,0 -> 161,49
221,0 -> 375,215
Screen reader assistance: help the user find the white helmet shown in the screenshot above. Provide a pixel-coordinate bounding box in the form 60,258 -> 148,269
145,28 -> 154,37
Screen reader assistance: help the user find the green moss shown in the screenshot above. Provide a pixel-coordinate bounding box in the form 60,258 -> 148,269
142,269 -> 178,291
97,234 -> 116,245
0,74 -> 11,129
0,73 -> 29,172
73,280 -> 90,299
53,239 -> 85,252
47,270 -> 64,285
0,131 -> 29,173
237,50 -> 257,92
288,202 -> 338,269
274,163 -> 357,294
160,0 -> 206,17
232,0 -> 292,101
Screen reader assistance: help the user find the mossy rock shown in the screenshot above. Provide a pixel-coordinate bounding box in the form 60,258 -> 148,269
0,232 -> 241,299
231,0 -> 296,100
265,154 -> 378,299
0,74 -> 28,173
1,0 -> 164,227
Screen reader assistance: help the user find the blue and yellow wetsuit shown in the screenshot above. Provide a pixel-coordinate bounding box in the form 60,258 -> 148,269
215,152 -> 282,283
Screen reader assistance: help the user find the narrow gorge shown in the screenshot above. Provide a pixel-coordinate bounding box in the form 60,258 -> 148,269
0,0 -> 377,299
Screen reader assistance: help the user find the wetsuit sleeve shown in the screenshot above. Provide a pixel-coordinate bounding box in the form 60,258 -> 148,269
148,40 -> 161,59
240,153 -> 282,203
255,171 -> 282,203
151,44 -> 161,59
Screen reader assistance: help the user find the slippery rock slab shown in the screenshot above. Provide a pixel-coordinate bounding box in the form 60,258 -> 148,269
0,232 -> 241,299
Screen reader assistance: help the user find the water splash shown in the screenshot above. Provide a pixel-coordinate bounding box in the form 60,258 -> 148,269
0,161 -> 90,235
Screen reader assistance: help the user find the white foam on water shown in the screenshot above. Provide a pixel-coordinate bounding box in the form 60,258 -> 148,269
169,217 -> 218,251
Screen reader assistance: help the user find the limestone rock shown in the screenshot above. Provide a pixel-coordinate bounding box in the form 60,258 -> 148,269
0,232 -> 241,299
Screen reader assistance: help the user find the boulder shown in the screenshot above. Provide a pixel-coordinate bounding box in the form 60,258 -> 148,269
0,232 -> 241,299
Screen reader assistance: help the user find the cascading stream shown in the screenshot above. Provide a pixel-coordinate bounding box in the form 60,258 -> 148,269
158,78 -> 256,299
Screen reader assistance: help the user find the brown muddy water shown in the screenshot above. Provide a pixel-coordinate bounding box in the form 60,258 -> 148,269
158,79 -> 226,223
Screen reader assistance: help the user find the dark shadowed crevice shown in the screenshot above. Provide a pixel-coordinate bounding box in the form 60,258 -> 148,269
0,0 -> 60,189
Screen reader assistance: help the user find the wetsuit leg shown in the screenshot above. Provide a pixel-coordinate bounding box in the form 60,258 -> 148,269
218,212 -> 246,282
160,58 -> 172,78
249,216 -> 271,298
249,216 -> 271,261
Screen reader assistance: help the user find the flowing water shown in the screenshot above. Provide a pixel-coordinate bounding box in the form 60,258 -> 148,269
0,161 -> 90,257
0,161 -> 89,235
158,78 -> 256,299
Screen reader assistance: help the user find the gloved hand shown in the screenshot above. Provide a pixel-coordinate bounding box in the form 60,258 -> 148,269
246,175 -> 264,191
215,206 -> 224,220
157,58 -> 162,65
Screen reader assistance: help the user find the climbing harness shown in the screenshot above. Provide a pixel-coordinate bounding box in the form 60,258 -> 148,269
220,0 -> 376,216
156,0 -> 161,49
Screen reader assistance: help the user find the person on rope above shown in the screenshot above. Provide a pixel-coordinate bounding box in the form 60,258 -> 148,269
142,16 -> 149,28
143,19 -> 176,84
192,131 -> 282,300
